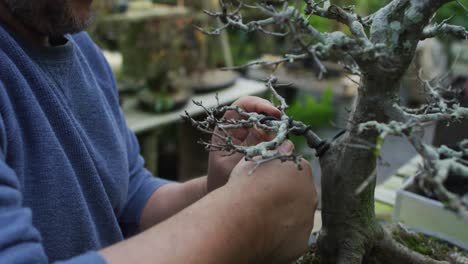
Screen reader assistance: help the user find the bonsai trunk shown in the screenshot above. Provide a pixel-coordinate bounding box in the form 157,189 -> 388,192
315,1 -> 455,261
317,76 -> 449,263
317,76 -> 392,263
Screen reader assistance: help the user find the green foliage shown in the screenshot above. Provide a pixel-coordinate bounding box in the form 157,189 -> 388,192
228,31 -> 260,65
391,226 -> 468,261
356,0 -> 390,15
286,89 -> 335,149
287,89 -> 335,128
435,1 -> 468,29
226,28 -> 279,66
308,15 -> 334,33
392,230 -> 437,256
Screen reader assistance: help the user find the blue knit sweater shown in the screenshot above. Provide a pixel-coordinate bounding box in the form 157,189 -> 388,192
0,24 -> 170,263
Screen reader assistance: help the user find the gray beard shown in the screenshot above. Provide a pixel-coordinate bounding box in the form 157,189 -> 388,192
3,0 -> 92,38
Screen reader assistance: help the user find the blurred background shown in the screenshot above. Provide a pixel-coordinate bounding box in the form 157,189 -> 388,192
87,0 -> 467,191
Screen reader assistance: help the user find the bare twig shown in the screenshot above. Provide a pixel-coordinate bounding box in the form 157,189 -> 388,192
421,17 -> 468,40
221,53 -> 308,70
183,76 -> 326,171
361,88 -> 468,217
199,0 -> 386,75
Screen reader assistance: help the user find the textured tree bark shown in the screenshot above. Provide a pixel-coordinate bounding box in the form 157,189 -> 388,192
371,231 -> 450,264
317,77 -> 395,264
316,0 -> 453,262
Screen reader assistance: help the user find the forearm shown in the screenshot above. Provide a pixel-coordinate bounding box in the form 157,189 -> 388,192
139,176 -> 207,230
100,184 -> 262,264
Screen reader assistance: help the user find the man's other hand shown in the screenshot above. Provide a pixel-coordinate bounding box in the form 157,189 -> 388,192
227,140 -> 317,263
102,140 -> 317,264
207,96 -> 281,192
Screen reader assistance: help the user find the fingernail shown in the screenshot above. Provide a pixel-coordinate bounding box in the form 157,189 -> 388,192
278,140 -> 294,154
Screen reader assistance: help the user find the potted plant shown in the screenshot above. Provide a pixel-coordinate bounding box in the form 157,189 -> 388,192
393,142 -> 468,250
185,0 -> 468,263
94,5 -> 197,113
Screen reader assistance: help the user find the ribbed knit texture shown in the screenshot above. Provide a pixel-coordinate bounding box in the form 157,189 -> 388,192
0,24 -> 170,263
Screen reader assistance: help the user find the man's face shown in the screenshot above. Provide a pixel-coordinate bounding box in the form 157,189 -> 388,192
3,0 -> 93,37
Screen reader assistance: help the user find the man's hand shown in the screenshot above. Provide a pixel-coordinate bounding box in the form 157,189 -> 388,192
228,140 -> 317,263
101,140 -> 317,264
140,96 -> 281,230
207,96 -> 281,192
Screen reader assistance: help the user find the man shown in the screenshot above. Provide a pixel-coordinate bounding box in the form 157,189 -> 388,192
0,0 -> 317,263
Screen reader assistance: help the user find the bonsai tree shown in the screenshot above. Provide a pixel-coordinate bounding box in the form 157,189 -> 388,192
186,0 -> 468,263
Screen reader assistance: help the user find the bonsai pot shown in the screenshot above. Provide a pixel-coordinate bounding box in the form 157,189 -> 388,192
393,175 -> 468,251
138,76 -> 192,113
188,69 -> 239,94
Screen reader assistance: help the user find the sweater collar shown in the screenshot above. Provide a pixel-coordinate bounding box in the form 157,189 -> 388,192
0,22 -> 75,62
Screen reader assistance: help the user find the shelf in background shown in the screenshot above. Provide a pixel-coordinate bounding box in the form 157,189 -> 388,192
122,78 -> 267,134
